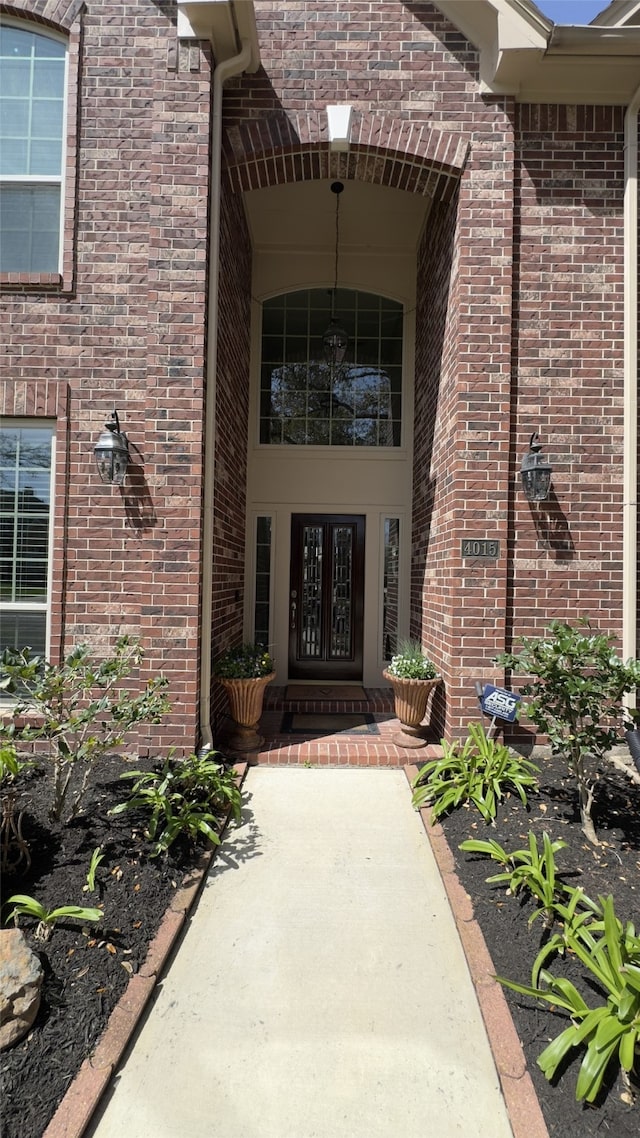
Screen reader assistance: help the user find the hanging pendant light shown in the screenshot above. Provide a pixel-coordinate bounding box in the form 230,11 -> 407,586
322,181 -> 348,369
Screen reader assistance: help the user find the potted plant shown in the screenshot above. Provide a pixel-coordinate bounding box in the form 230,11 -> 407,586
214,643 -> 275,753
383,639 -> 441,748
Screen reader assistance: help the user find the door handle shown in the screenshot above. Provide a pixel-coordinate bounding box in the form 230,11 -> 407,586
290,601 -> 297,630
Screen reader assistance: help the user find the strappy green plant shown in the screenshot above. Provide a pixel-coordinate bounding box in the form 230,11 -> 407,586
4,893 -> 103,942
110,750 -> 241,857
497,895 -> 640,1103
460,830 -> 572,928
83,846 -> 105,894
412,722 -> 538,823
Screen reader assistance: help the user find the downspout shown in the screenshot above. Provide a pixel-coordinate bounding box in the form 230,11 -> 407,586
199,37 -> 253,751
623,82 -> 640,705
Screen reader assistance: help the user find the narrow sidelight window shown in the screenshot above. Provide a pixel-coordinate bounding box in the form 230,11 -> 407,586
382,518 -> 400,661
254,516 -> 272,647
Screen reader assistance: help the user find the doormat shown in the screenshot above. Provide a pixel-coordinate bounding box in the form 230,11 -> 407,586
281,712 -> 379,736
285,685 -> 367,701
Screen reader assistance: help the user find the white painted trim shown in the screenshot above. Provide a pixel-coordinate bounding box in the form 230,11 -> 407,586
623,81 -> 640,695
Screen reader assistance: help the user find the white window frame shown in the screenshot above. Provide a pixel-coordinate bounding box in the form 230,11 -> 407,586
0,18 -> 69,276
0,419 -> 56,660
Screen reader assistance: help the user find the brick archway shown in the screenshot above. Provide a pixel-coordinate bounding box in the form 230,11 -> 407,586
223,110 -> 469,200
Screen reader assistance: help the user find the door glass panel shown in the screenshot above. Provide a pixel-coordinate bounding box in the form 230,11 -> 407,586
253,516 -> 272,648
383,518 -> 400,660
330,526 -> 353,659
301,525 -> 323,659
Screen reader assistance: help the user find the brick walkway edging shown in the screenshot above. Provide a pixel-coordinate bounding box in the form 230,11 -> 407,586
404,764 -> 550,1138
41,762 -> 249,1138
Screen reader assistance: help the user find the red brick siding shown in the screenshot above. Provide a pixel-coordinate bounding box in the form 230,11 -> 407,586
510,105 -> 627,649
413,191 -> 461,736
211,186 -> 253,729
1,0 -> 212,754
2,0 -> 634,750
0,1 -> 81,291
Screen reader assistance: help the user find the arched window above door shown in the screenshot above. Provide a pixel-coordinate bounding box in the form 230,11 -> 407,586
260,289 -> 403,447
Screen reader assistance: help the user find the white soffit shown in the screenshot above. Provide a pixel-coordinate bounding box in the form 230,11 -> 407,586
177,0 -> 261,71
434,0 -> 640,103
244,181 -> 430,256
591,0 -> 640,25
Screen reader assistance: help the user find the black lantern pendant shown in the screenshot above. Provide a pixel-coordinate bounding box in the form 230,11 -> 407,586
94,410 -> 129,485
322,181 -> 348,369
520,432 -> 552,502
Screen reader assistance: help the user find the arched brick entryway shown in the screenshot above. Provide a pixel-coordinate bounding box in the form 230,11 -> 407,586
223,110 -> 468,198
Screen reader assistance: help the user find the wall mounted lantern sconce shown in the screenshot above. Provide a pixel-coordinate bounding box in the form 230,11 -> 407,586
520,432 -> 552,502
322,180 -> 349,371
94,410 -> 130,485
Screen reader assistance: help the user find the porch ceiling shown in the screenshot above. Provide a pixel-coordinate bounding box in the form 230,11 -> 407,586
244,180 -> 430,256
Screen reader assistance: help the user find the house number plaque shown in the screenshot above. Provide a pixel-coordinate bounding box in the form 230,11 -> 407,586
461,538 -> 500,559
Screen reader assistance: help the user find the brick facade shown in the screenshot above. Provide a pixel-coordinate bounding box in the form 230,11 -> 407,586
1,0 -> 212,751
1,0 -> 637,749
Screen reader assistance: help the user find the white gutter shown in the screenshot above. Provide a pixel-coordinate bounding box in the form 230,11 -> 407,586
199,36 -> 253,751
623,81 -> 640,698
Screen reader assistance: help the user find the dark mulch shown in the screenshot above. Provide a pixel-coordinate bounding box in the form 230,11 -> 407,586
1,753 -> 228,1138
3,750 -> 639,1138
436,748 -> 640,1138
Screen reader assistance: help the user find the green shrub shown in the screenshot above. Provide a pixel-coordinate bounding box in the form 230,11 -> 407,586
498,619 -> 640,844
0,637 -> 170,824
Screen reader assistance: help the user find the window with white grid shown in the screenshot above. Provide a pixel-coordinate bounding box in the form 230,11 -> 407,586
0,22 -> 67,273
260,289 -> 403,447
0,422 -> 54,658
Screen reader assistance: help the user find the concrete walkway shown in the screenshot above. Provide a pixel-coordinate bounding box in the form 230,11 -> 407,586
87,769 -> 514,1138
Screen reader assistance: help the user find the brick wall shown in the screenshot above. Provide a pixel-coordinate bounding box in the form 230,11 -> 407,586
2,0 -> 633,749
413,191 -> 460,737
1,0 -> 212,753
211,186 -> 253,729
510,104 -> 627,647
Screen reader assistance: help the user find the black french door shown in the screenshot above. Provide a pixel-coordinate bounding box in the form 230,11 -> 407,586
288,514 -> 365,680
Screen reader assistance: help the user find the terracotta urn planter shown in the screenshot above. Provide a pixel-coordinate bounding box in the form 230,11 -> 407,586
219,672 -> 276,752
383,670 -> 441,749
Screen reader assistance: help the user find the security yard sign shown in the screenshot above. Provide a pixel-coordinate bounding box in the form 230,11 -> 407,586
479,685 -> 521,723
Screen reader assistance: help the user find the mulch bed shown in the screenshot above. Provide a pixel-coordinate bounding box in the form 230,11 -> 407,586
3,749 -> 639,1138
436,748 -> 640,1138
1,753 -> 233,1138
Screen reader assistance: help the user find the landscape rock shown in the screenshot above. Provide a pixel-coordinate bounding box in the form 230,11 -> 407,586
0,929 -> 43,1050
